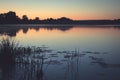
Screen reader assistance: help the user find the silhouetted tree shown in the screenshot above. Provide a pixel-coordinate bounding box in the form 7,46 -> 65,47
0,14 -> 5,23
57,17 -> 73,24
0,11 -> 120,25
33,17 -> 40,23
0,11 -> 20,24
22,15 -> 29,23
35,17 -> 40,21
22,15 -> 28,21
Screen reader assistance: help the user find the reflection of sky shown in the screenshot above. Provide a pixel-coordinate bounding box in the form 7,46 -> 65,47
14,26 -> 120,69
0,26 -> 120,80
0,0 -> 120,20
12,26 -> 120,53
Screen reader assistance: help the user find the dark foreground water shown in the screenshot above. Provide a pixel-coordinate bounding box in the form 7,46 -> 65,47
0,24 -> 120,80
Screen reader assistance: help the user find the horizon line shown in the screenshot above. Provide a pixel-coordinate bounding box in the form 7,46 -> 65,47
0,11 -> 120,21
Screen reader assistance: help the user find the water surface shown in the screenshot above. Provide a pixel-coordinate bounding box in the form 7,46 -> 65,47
0,25 -> 120,80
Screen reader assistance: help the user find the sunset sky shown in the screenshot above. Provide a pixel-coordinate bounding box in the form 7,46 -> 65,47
0,0 -> 120,20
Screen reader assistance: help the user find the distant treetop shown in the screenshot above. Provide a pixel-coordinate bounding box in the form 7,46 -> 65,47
0,11 -> 120,25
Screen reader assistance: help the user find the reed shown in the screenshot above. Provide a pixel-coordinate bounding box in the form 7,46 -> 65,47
0,37 -> 20,64
0,37 -> 47,65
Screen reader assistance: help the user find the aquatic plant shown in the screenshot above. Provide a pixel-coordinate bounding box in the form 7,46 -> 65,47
0,37 -> 19,64
0,37 -> 50,65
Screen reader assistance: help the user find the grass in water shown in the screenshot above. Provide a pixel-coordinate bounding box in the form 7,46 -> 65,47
0,37 -> 19,64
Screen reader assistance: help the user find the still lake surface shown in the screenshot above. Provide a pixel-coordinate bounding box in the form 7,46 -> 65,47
0,24 -> 120,80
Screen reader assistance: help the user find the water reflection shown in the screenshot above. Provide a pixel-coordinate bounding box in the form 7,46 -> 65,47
0,49 -> 120,80
0,25 -> 120,80
0,25 -> 74,37
0,25 -> 120,37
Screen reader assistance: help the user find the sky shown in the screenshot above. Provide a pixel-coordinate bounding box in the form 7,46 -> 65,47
0,0 -> 120,20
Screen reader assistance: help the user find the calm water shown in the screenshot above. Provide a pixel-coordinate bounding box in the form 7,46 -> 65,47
0,24 -> 120,80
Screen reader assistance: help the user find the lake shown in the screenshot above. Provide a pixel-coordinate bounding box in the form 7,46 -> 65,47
0,24 -> 120,80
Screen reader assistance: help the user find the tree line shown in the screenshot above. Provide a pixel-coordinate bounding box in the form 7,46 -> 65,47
0,11 -> 120,24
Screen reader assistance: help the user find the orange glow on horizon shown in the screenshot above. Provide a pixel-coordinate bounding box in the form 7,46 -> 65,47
17,13 -> 117,20
0,0 -> 120,20
0,9 -> 119,20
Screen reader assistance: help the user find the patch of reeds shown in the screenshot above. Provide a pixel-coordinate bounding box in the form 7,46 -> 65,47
0,37 -> 20,64
0,37 -> 45,64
